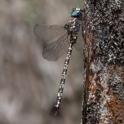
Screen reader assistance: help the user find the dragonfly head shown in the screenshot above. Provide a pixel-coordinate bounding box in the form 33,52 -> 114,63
71,8 -> 82,18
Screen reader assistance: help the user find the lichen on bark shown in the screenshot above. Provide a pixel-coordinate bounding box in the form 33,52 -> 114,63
82,0 -> 124,123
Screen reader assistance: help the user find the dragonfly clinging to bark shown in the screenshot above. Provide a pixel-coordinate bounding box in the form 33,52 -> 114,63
34,8 -> 83,116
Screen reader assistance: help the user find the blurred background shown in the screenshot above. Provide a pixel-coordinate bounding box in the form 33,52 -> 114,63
0,0 -> 84,124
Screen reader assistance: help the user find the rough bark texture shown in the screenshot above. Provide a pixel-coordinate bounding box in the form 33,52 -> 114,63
82,0 -> 124,124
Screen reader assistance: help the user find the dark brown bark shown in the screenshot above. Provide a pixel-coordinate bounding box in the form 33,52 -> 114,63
82,0 -> 124,123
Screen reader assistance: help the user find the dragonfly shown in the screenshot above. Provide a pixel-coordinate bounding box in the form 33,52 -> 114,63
34,8 -> 83,116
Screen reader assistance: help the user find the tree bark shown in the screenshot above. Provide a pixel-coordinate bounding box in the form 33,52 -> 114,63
82,0 -> 124,123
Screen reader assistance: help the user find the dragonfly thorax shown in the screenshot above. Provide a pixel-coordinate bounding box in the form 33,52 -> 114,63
64,17 -> 81,43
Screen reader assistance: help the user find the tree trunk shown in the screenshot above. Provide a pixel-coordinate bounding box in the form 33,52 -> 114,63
82,0 -> 124,123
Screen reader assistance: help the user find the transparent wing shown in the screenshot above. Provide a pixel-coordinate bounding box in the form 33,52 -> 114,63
43,33 -> 69,61
33,24 -> 69,61
34,24 -> 66,46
